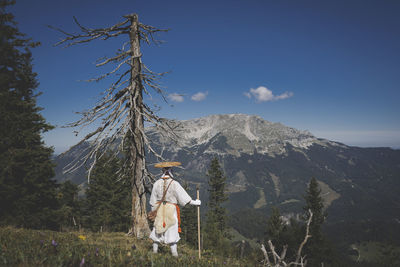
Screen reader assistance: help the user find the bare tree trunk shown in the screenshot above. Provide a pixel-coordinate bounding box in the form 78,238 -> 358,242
53,13 -> 171,239
127,14 -> 150,238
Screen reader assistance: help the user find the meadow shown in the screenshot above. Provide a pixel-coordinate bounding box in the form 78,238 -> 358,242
0,227 -> 249,266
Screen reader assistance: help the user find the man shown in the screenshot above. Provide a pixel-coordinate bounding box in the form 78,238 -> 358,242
149,161 -> 201,257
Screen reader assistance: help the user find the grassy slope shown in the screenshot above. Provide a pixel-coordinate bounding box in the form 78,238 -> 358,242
0,227 -> 249,266
350,241 -> 400,264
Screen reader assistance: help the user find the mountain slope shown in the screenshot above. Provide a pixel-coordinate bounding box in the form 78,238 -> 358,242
54,114 -> 400,242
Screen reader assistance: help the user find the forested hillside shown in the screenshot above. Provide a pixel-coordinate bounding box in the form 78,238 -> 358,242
54,114 -> 400,265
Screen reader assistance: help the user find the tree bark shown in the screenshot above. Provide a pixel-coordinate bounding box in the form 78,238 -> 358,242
53,13 -> 170,239
127,14 -> 150,238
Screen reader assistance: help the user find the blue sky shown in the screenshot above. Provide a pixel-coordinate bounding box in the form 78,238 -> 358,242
10,0 -> 400,153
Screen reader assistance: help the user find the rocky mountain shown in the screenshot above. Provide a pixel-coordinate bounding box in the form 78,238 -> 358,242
54,114 -> 400,243
158,114 -> 319,154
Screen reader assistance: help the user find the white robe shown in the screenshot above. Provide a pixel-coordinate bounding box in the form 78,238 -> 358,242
149,177 -> 192,244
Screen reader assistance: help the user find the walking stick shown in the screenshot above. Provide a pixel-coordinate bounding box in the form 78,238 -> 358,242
196,185 -> 201,259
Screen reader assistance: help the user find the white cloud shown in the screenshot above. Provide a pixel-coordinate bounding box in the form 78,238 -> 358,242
191,91 -> 208,101
245,86 -> 293,102
168,93 -> 184,102
274,91 -> 294,100
244,92 -> 252,99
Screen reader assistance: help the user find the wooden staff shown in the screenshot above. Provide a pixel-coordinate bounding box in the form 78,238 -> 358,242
196,185 -> 201,259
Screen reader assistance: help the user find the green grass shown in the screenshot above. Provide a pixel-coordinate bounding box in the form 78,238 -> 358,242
0,226 -> 249,266
226,228 -> 259,249
350,241 -> 400,264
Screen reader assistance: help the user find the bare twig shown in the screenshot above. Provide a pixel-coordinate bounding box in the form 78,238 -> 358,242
294,209 -> 313,264
261,209 -> 313,267
52,14 -> 177,182
261,244 -> 271,266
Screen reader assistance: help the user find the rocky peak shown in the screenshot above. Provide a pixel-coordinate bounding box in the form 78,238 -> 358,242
149,113 -> 333,156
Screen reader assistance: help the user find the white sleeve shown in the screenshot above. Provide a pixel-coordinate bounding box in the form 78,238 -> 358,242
149,180 -> 159,208
174,181 -> 192,206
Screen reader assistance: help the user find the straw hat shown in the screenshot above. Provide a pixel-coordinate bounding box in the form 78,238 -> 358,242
154,161 -> 182,168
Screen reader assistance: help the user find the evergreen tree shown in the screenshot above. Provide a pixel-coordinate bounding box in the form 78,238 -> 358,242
180,181 -> 197,246
0,0 -> 58,229
282,217 -> 305,260
303,177 -> 328,266
204,157 -> 228,250
57,180 -> 81,230
264,206 -> 305,259
84,153 -> 131,232
58,180 -> 79,208
264,206 -> 285,250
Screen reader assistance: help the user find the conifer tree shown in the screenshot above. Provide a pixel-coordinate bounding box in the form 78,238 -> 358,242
264,207 -> 306,260
84,153 -> 131,232
0,0 -> 58,229
180,181 -> 197,246
204,157 -> 228,250
303,177 -> 327,266
57,180 -> 81,230
264,206 -> 285,250
58,180 -> 79,208
283,217 -> 306,260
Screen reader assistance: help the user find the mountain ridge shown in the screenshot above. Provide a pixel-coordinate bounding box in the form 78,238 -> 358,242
53,113 -> 400,244
148,113 -> 347,158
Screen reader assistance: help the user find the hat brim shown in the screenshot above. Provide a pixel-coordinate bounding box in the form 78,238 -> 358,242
154,161 -> 182,168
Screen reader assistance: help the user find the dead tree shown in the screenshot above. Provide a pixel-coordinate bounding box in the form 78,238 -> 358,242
52,14 -> 177,238
261,209 -> 313,267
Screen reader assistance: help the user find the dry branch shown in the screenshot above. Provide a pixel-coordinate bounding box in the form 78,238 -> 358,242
261,209 -> 313,267
53,13 -> 191,238
53,14 -> 179,181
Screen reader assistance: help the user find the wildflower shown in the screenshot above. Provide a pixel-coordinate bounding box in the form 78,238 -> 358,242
79,257 -> 85,267
131,244 -> 136,250
51,240 -> 58,247
78,235 -> 86,241
95,248 -> 99,257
